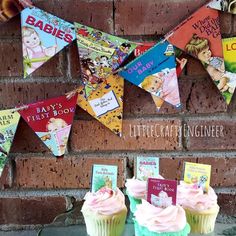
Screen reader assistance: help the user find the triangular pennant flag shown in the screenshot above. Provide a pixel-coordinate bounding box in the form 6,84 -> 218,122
0,109 -> 20,176
19,95 -> 77,156
21,6 -> 76,78
0,0 -> 33,23
133,42 -> 187,110
207,0 -> 236,14
119,40 -> 181,108
77,74 -> 124,137
166,4 -> 235,104
74,22 -> 136,98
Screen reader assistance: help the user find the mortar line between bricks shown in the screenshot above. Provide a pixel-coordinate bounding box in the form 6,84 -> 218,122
0,187 -> 234,198
10,151 -> 236,158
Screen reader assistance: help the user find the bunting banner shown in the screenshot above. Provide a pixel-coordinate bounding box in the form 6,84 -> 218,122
0,0 -> 32,23
166,4 -> 236,104
21,6 -> 76,78
0,109 -> 20,177
119,40 -> 181,108
133,43 -> 187,110
77,74 -> 124,137
208,0 -> 236,14
18,94 -> 77,156
74,22 -> 136,98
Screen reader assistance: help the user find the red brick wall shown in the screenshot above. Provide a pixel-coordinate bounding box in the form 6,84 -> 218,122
0,0 -> 236,228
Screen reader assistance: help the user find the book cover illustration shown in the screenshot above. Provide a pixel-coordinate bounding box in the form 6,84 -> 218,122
133,42 -> 187,110
91,164 -> 118,193
183,162 -> 211,193
136,156 -> 160,181
222,37 -> 236,103
77,74 -> 124,137
147,178 -> 177,208
119,40 -> 181,108
208,0 -> 236,14
21,6 -> 76,78
19,94 -> 77,156
0,109 -> 20,176
0,0 -> 32,23
74,22 -> 136,99
166,4 -> 236,104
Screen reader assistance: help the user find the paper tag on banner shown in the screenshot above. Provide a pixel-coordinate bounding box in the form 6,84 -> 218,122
19,94 -> 77,156
21,6 -> 76,78
77,74 -> 124,137
0,0 -> 33,23
0,109 -> 20,176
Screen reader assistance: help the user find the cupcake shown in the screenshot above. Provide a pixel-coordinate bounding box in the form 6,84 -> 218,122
177,181 -> 219,234
81,187 -> 127,236
126,175 -> 163,213
134,199 -> 190,236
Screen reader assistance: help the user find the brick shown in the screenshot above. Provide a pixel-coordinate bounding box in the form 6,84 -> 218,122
71,119 -> 182,152
0,197 -> 66,224
0,163 -> 11,189
0,41 -> 23,77
185,118 -> 236,150
68,41 -> 81,79
131,156 -> 236,187
185,56 -> 208,77
114,0 -> 209,35
219,13 -> 232,35
217,192 -> 236,216
0,15 -> 21,38
35,0 -> 114,34
0,82 -> 78,109
179,76 -> 227,114
14,155 -> 125,189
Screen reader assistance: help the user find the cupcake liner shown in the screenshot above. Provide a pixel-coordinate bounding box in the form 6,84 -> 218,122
133,219 -> 191,236
82,209 -> 127,236
127,192 -> 142,213
184,206 -> 219,234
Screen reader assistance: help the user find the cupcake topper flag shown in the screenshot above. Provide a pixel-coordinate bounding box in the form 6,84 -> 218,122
208,0 -> 236,14
0,0 -> 33,23
183,162 -> 211,193
18,94 -> 78,157
147,178 -> 178,208
21,6 -> 76,78
0,108 -> 20,177
166,3 -> 236,104
119,40 -> 181,109
74,23 -> 136,136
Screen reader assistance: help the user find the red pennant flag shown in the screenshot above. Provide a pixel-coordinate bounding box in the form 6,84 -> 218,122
19,95 -> 77,156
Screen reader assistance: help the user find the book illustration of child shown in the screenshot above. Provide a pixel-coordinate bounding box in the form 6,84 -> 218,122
22,26 -> 57,76
151,191 -> 172,208
140,74 -> 163,97
46,118 -> 68,132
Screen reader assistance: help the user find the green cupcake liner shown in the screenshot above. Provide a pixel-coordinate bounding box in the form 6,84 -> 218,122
133,219 -> 191,236
127,192 -> 142,214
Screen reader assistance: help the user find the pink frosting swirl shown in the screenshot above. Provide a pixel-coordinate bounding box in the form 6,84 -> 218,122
81,187 -> 127,215
177,181 -> 218,211
135,200 -> 187,233
125,175 -> 164,199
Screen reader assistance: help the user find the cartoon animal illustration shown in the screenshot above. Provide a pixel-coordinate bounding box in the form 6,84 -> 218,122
198,175 -> 208,191
100,55 -> 111,68
138,165 -> 154,180
0,133 -> 6,144
46,118 -> 68,132
40,134 -> 51,141
22,26 -> 57,76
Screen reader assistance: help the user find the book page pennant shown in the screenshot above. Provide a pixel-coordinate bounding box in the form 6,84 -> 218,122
119,40 -> 181,109
208,0 -> 236,14
77,74 -> 124,137
166,4 -> 235,104
18,94 -> 77,156
74,22 -> 136,98
0,109 -> 20,177
0,0 -> 32,23
21,6 -> 76,78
